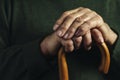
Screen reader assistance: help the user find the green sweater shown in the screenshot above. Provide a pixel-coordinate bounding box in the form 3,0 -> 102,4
0,0 -> 120,80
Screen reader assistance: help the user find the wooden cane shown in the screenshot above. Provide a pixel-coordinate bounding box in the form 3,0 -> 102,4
58,42 -> 110,80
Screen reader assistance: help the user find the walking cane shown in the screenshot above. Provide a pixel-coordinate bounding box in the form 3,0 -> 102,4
58,42 -> 110,80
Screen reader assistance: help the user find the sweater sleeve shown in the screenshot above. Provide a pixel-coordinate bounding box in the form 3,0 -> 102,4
0,1 -> 52,80
0,40 -> 51,80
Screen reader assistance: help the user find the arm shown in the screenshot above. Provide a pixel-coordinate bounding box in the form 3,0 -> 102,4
0,1 -> 56,80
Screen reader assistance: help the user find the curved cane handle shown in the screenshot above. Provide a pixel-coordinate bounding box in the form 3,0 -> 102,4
58,42 -> 110,80
98,42 -> 110,74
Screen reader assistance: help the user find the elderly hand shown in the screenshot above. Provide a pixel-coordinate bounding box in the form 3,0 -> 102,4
53,7 -> 118,50
40,32 -> 81,56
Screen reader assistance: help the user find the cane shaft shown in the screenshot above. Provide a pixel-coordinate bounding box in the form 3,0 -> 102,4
58,42 -> 110,80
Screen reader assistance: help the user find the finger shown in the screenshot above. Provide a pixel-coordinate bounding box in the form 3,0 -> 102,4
75,22 -> 90,37
91,28 -> 104,43
64,11 -> 96,39
75,15 -> 104,36
83,31 -> 92,50
61,39 -> 74,52
63,17 -> 84,39
72,36 -> 82,49
56,8 -> 89,37
53,7 -> 84,30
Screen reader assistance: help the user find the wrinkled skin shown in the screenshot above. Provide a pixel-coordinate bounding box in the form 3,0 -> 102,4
40,7 -> 117,56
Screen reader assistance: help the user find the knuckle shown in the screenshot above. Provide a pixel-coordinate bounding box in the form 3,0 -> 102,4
96,15 -> 103,21
67,15 -> 75,19
75,38 -> 81,43
84,13 -> 89,18
80,15 -> 88,21
56,20 -> 61,25
78,7 -> 84,10
84,8 -> 91,12
65,41 -> 73,47
61,23 -> 68,30
75,17 -> 82,22
69,28 -> 75,34
92,11 -> 97,15
79,25 -> 88,35
86,21 -> 92,26
80,27 -> 85,32
63,11 -> 69,16
96,15 -> 104,25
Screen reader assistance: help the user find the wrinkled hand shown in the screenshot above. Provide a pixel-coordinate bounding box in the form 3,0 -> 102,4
40,32 -> 81,56
53,7 -> 118,50
40,7 -> 118,56
60,29 -> 104,52
40,29 -> 105,56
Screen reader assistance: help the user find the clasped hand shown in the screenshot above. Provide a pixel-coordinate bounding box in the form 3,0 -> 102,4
53,7 -> 117,52
41,7 -> 117,56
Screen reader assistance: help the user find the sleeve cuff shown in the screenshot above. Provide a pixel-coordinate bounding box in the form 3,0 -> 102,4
111,32 -> 120,59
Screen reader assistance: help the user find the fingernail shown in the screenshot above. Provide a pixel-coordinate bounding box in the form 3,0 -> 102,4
98,37 -> 104,43
64,34 -> 69,39
57,31 -> 63,37
87,46 -> 91,51
53,24 -> 59,30
85,45 -> 91,51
